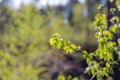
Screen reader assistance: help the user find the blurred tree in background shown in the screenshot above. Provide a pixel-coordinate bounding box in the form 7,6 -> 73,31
0,0 -> 11,32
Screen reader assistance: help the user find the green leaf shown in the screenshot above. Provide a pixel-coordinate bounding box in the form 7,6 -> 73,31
72,77 -> 79,80
116,0 -> 120,11
110,26 -> 117,33
76,46 -> 81,51
97,75 -> 102,80
99,38 -> 105,47
106,63 -> 110,68
70,44 -> 76,49
118,38 -> 120,45
57,75 -> 65,80
103,30 -> 113,41
53,33 -> 61,38
82,50 -> 88,58
49,38 -> 55,46
98,4 -> 104,10
110,8 -> 116,14
108,68 -> 114,74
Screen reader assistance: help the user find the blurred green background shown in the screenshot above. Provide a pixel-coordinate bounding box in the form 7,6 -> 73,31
0,0 -> 106,80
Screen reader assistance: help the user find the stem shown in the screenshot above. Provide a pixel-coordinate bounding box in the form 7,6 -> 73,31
90,71 -> 100,80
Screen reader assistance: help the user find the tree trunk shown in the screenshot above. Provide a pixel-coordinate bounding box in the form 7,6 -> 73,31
107,0 -> 120,80
107,0 -> 118,28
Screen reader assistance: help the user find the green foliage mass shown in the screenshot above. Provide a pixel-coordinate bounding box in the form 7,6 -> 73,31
50,10 -> 120,80
49,33 -> 81,54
